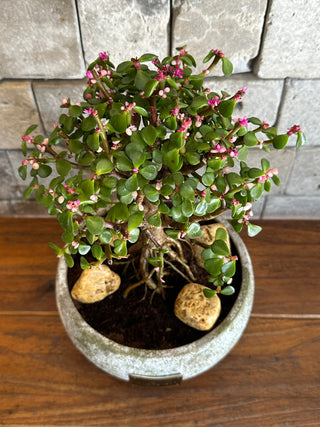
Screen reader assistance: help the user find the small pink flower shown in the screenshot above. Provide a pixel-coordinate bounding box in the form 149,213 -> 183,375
173,65 -> 184,78
180,48 -> 187,56
61,98 -> 68,105
32,162 -> 39,170
212,49 -> 224,57
208,96 -> 221,108
99,51 -> 108,62
195,115 -> 203,127
287,125 -> 301,135
85,93 -> 92,99
262,121 -> 269,129
132,168 -> 139,173
21,135 -> 34,144
232,198 -> 240,205
86,70 -> 94,79
155,182 -> 162,191
237,116 -> 248,128
126,125 -> 137,136
178,117 -> 192,133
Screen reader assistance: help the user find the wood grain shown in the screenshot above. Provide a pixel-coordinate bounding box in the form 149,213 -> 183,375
0,315 -> 319,426
0,219 -> 319,425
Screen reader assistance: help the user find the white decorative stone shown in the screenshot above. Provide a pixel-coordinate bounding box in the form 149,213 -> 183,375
0,82 -> 42,149
33,80 -> 85,133
174,283 -> 221,331
193,223 -> 230,267
172,0 -> 268,74
78,0 -> 170,66
206,74 -> 283,125
277,79 -> 320,147
0,0 -> 85,79
255,0 -> 320,78
71,264 -> 121,303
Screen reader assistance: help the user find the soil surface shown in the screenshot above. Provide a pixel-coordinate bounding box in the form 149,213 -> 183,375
67,241 -> 241,350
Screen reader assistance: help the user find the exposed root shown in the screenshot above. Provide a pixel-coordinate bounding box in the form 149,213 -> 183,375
123,268 -> 157,299
165,259 -> 192,282
166,249 -> 197,282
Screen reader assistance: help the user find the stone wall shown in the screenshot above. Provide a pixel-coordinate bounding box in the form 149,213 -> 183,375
1,0 -> 319,218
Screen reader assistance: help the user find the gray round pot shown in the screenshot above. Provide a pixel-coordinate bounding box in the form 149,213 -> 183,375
56,218 -> 254,385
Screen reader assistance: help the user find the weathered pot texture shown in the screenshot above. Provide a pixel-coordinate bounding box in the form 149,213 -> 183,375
56,218 -> 254,385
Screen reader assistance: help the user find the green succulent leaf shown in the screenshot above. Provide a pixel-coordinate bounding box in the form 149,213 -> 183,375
222,57 -> 233,76
147,213 -> 161,227
128,211 -> 144,232
86,216 -> 105,235
139,164 -> 158,180
96,158 -> 113,175
203,288 -> 216,298
221,260 -> 235,277
211,240 -> 230,256
56,159 -> 72,177
109,114 -> 127,133
204,257 -> 224,275
220,285 -> 235,295
247,223 -> 262,237
273,134 -> 289,150
186,222 -> 203,239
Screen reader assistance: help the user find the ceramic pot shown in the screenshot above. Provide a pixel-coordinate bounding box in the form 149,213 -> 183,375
56,217 -> 254,385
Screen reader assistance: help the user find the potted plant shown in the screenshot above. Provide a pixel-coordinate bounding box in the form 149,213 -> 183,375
19,47 -> 305,384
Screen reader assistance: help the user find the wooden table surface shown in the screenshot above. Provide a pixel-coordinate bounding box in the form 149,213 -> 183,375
0,218 -> 319,426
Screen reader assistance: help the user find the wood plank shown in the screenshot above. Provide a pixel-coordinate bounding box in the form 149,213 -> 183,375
1,219 -> 319,314
241,220 -> 320,315
0,315 -> 319,426
0,218 -> 59,311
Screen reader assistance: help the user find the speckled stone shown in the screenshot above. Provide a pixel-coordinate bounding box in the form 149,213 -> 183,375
174,283 -> 221,331
71,264 -> 121,303
193,223 -> 230,267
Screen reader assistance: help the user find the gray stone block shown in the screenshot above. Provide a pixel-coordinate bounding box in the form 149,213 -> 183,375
0,151 -> 22,199
0,82 -> 42,150
255,0 -> 320,78
172,0 -> 268,74
277,79 -> 320,147
263,195 -> 320,219
286,148 -> 320,196
33,80 -> 86,134
78,0 -> 170,66
0,0 -> 85,79
206,74 -> 283,125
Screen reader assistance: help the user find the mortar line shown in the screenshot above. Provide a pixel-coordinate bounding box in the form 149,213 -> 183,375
251,0 -> 273,70
30,82 -> 46,137
74,0 -> 86,69
169,0 -> 173,56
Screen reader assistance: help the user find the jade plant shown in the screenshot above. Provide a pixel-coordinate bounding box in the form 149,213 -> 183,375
19,47 -> 305,300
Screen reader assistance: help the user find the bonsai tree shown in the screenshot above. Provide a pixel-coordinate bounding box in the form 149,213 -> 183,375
19,47 -> 305,303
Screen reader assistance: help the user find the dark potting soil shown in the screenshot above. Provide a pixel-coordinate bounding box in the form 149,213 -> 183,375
67,241 -> 241,350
